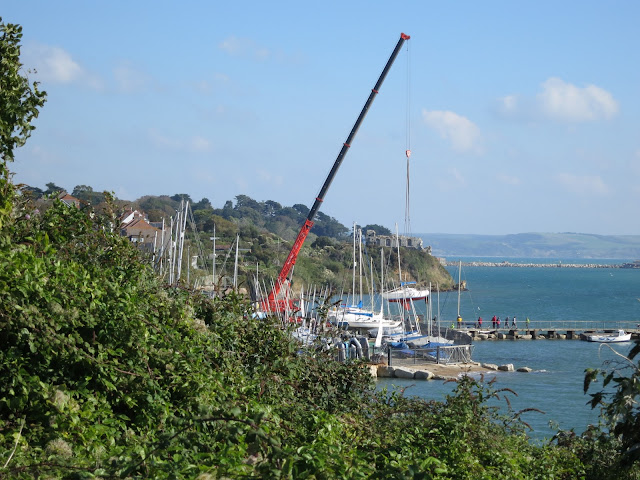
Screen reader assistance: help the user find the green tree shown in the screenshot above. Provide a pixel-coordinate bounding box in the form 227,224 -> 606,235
72,184 -> 105,205
263,199 -> 282,217
584,342 -> 640,468
43,181 -> 64,195
363,223 -> 392,235
192,196 -> 212,211
0,18 -> 47,226
21,185 -> 43,199
170,193 -> 192,203
0,19 -> 47,165
312,236 -> 333,249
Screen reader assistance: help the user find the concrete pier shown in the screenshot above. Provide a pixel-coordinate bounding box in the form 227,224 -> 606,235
465,326 -> 640,341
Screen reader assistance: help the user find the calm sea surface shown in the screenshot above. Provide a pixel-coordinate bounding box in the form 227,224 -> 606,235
376,258 -> 640,441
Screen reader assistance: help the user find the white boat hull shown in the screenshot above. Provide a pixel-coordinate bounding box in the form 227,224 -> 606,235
382,286 -> 429,302
384,331 -> 453,347
328,307 -> 401,329
586,330 -> 631,343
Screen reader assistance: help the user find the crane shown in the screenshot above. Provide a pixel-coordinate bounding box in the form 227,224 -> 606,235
263,33 -> 410,314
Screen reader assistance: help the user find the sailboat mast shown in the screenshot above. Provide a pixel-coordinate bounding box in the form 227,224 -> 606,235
370,257 -> 374,312
380,248 -> 385,315
352,222 -> 356,300
457,260 -> 462,317
437,283 -> 441,333
358,228 -> 363,303
233,233 -> 239,289
428,282 -> 432,337
395,224 -> 402,285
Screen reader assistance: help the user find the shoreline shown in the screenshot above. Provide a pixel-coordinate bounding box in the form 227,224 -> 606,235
370,361 -> 518,381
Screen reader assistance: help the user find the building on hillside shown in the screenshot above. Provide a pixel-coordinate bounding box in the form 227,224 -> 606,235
120,209 -> 162,252
365,230 -> 431,253
57,191 -> 81,208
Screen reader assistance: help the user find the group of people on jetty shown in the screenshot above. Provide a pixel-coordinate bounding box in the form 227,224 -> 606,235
454,315 -> 531,330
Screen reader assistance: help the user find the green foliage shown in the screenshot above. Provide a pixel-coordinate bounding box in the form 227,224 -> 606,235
582,343 -> 640,475
363,223 -> 392,236
0,192 -> 597,478
0,18 -> 47,228
71,185 -> 105,205
0,18 -> 47,165
312,235 -> 334,249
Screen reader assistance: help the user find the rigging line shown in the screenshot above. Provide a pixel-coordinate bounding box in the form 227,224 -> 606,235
405,39 -> 411,153
404,40 -> 412,236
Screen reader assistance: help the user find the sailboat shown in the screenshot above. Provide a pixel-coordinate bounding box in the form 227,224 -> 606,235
379,229 -> 453,347
328,225 -> 401,330
382,282 -> 429,302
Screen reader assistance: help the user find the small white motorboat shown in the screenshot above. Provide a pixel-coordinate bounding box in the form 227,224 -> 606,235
586,329 -> 632,343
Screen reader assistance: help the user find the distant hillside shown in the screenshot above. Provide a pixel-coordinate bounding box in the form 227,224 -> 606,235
416,233 -> 640,260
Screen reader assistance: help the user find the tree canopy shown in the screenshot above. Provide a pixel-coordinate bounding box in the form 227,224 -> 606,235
0,18 -> 47,166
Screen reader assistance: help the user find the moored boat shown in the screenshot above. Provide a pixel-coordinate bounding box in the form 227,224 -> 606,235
382,282 -> 429,303
586,329 -> 631,343
328,303 -> 402,330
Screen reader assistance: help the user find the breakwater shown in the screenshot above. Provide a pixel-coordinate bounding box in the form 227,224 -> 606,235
443,260 -> 630,268
465,327 -> 640,342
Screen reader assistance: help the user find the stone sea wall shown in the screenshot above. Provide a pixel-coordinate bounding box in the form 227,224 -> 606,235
443,260 -> 625,268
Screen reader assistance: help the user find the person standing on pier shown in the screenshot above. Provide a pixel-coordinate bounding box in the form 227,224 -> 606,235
512,317 -> 517,329
526,317 -> 530,329
497,317 -> 501,329
478,316 -> 483,329
505,317 -> 510,328
492,315 -> 497,329
457,315 -> 463,329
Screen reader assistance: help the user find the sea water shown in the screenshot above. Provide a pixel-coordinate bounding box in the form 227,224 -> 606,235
376,258 -> 640,441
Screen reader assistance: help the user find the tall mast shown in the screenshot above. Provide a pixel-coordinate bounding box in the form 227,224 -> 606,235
457,260 -> 462,317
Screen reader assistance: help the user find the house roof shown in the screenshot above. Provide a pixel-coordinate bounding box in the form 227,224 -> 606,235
57,192 -> 81,207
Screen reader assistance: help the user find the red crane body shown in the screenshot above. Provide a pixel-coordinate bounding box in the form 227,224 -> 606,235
263,33 -> 410,314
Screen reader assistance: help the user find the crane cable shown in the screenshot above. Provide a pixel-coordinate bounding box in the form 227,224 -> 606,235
404,40 -> 412,237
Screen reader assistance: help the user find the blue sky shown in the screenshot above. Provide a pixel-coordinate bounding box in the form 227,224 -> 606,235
4,1 -> 639,235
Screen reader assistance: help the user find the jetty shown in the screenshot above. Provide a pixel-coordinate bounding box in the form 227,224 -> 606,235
442,260 -> 636,268
459,320 -> 640,341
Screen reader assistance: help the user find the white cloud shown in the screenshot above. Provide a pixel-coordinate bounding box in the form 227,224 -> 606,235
496,173 -> 521,185
422,109 -> 482,153
257,169 -> 284,187
113,61 -> 150,93
148,129 -> 181,150
23,43 -> 103,90
629,149 -> 640,177
554,172 -> 609,195
188,136 -> 211,153
219,36 -> 271,61
148,129 -> 211,153
498,95 -> 519,115
449,167 -> 466,185
194,73 -> 231,95
537,78 -> 618,122
218,36 -> 302,65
